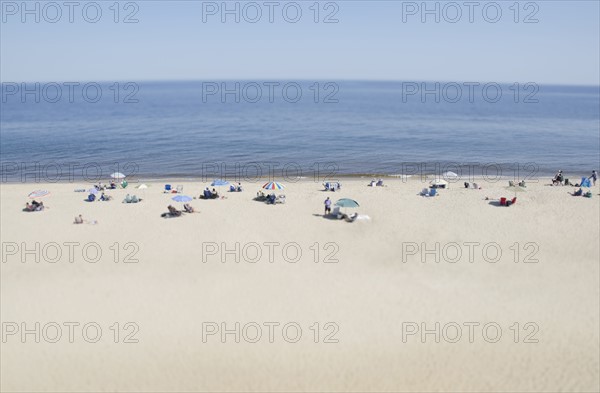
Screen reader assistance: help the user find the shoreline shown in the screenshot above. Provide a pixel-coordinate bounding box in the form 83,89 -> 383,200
0,174 -> 590,185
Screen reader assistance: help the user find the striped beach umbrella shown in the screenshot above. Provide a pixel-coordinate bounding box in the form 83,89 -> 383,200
262,182 -> 285,190
28,190 -> 50,198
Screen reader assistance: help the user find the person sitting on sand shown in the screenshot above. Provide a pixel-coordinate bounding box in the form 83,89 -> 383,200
168,205 -> 182,217
518,180 -> 527,187
237,182 -> 243,192
552,170 -> 564,186
376,179 -> 384,186
211,188 -> 219,198
183,203 -> 197,213
368,180 -> 376,187
573,188 -> 583,196
74,215 -> 84,224
203,188 -> 212,199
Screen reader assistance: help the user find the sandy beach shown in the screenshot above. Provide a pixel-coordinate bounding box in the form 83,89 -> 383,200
1,177 -> 599,392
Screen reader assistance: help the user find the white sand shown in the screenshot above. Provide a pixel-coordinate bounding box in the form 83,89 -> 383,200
1,178 -> 599,392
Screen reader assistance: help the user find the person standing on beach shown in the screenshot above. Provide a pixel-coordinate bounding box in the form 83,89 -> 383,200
589,170 -> 597,185
324,197 -> 332,215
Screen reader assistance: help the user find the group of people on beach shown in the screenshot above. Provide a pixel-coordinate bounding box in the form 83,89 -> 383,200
24,200 -> 45,212
552,170 -> 596,186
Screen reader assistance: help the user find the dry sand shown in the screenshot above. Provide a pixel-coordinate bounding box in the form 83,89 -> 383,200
1,178 -> 599,392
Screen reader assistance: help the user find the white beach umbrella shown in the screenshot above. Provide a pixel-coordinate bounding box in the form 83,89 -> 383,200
442,171 -> 459,180
430,178 -> 448,188
110,172 -> 126,179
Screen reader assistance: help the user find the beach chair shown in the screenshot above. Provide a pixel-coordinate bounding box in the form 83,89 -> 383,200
176,185 -> 183,193
276,195 -> 286,204
330,206 -> 343,219
164,184 -> 172,193
500,197 -> 507,205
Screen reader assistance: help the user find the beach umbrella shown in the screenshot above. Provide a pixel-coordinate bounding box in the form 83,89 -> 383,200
211,179 -> 230,187
430,178 -> 448,188
211,179 -> 230,193
442,171 -> 459,180
335,198 -> 359,214
263,181 -> 285,191
87,188 -> 98,195
136,183 -> 149,198
110,172 -> 126,179
172,195 -> 193,203
28,190 -> 50,198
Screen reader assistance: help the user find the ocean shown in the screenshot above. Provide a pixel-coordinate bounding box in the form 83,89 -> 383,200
1,81 -> 598,182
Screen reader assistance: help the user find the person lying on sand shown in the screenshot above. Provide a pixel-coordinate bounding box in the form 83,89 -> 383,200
161,205 -> 183,218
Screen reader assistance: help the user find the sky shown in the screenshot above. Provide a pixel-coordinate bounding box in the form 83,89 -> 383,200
1,1 -> 599,85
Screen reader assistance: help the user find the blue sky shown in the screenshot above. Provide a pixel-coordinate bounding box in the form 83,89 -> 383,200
1,1 -> 599,84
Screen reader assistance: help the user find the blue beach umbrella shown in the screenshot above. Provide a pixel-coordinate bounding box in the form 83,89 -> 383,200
172,195 -> 193,203
211,179 -> 230,187
335,198 -> 359,208
211,179 -> 230,193
335,198 -> 359,213
87,188 -> 99,195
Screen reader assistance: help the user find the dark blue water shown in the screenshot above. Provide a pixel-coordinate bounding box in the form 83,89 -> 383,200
1,81 -> 598,181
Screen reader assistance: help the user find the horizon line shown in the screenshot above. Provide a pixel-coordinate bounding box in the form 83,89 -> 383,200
1,78 -> 599,88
